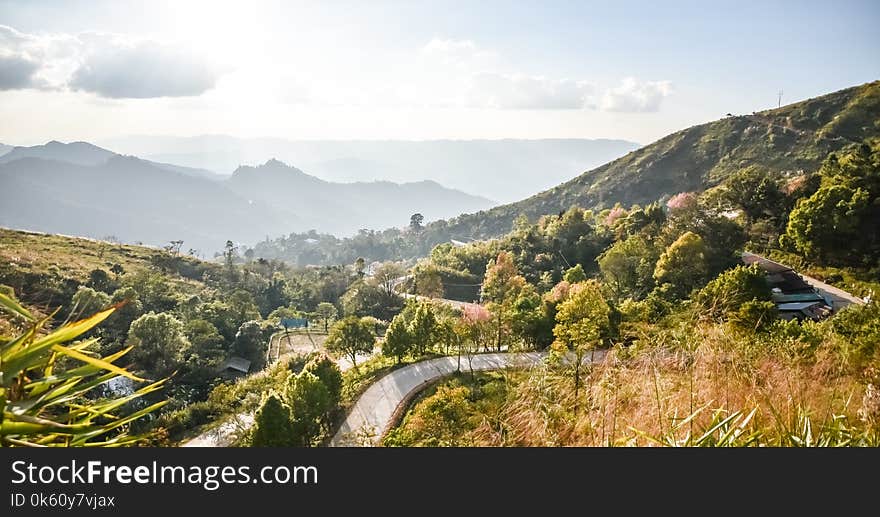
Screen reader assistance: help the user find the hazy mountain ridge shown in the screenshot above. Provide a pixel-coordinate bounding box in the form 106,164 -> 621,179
0,142 -> 495,252
432,80 -> 880,239
100,137 -> 641,202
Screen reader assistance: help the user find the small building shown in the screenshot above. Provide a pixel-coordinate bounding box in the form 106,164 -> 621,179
777,301 -> 832,321
742,252 -> 833,321
219,356 -> 251,378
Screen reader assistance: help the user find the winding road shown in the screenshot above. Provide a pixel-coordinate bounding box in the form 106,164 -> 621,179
331,350 -> 606,447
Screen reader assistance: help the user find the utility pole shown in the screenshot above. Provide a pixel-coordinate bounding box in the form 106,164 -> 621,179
777,89 -> 783,108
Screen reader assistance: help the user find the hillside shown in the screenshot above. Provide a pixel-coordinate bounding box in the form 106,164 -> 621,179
0,155 -> 292,254
437,80 -> 880,239
0,145 -> 494,253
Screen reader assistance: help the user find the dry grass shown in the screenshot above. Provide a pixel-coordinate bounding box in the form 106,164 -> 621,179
463,320 -> 876,446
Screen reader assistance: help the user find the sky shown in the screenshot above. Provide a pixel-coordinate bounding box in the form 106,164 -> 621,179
0,0 -> 878,146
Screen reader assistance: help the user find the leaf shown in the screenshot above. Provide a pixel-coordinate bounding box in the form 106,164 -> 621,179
50,344 -> 145,382
0,292 -> 34,322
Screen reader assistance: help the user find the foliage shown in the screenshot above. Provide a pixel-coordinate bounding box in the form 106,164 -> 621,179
0,290 -> 167,446
325,316 -> 376,368
696,264 -> 772,320
250,392 -> 295,447
653,231 -> 708,298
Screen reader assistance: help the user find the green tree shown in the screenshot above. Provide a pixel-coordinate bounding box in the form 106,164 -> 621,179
304,353 -> 343,404
183,318 -> 227,378
383,314 -> 414,363
782,184 -> 872,266
552,280 -> 611,409
410,213 -> 424,232
653,231 -> 708,298
250,392 -> 295,447
696,265 -> 772,320
326,316 -> 376,369
722,166 -> 785,223
127,312 -> 190,377
563,264 -> 587,283
482,251 -> 528,350
315,302 -> 338,332
286,371 -> 332,445
234,320 -> 266,369
70,286 -> 111,320
598,235 -> 658,301
409,301 -> 438,355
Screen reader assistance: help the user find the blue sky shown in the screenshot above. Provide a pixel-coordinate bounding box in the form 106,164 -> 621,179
0,0 -> 877,144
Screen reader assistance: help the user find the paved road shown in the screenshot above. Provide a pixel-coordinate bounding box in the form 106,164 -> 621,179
182,344 -> 366,447
330,350 -> 606,447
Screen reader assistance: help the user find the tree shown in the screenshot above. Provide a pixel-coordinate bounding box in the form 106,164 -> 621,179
109,263 -> 125,281
87,268 -> 114,293
563,264 -> 587,283
224,240 -> 239,282
653,231 -> 708,298
325,316 -> 376,369
315,302 -> 338,332
414,267 -> 444,298
598,235 -> 658,301
383,314 -> 414,363
354,257 -> 366,279
127,312 -> 190,377
409,301 -> 437,355
250,393 -> 295,447
552,280 -> 610,411
183,318 -> 227,378
304,353 -> 343,404
234,320 -> 267,369
696,265 -> 772,320
286,371 -> 332,445
371,262 -> 406,298
410,213 -> 424,232
482,252 -> 528,350
722,166 -> 785,223
70,286 -> 111,320
782,184 -> 872,266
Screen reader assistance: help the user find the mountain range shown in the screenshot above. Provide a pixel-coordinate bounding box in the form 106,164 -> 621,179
98,137 -> 641,203
433,80 -> 880,239
0,142 -> 494,253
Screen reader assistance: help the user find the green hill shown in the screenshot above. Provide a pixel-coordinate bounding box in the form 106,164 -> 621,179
438,80 -> 880,239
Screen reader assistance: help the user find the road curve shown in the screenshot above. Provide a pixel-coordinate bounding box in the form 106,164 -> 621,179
330,351 -> 605,447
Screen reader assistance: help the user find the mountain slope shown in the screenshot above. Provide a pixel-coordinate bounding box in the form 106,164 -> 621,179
438,80 -> 880,239
0,143 -> 12,157
0,140 -> 221,179
0,156 -> 291,253
225,159 -> 494,235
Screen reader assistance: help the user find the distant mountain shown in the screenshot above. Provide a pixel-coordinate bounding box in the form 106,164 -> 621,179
226,159 -> 494,235
0,156 -> 291,253
433,80 -> 880,239
0,140 -> 115,166
0,140 -> 221,180
0,143 -> 12,157
0,147 -> 495,252
99,137 -> 641,203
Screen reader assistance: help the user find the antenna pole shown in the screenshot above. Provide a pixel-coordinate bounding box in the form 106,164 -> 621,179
777,89 -> 783,108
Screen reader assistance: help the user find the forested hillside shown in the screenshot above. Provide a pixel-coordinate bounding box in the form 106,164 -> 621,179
432,80 -> 880,239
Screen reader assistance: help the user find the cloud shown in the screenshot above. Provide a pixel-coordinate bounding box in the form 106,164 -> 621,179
465,72 -> 594,109
600,78 -> 673,112
0,25 -> 220,98
0,54 -> 42,89
69,41 -> 219,98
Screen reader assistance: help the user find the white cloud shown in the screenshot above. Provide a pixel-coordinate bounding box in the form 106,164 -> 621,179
600,77 -> 673,112
465,72 -> 594,109
0,25 -> 221,98
69,41 -> 218,98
